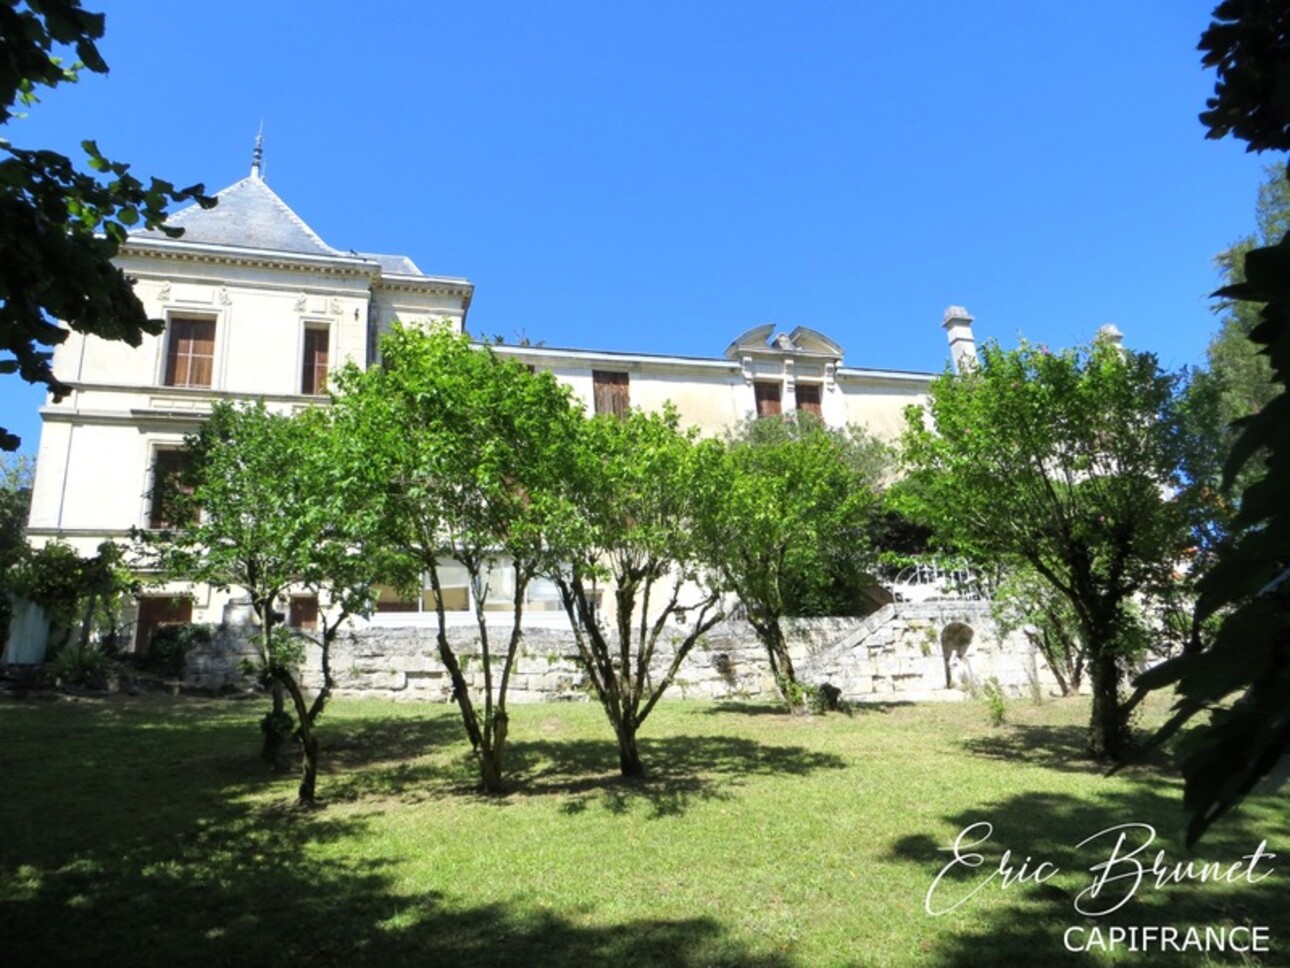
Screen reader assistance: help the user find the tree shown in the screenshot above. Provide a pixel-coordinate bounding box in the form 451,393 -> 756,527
991,566 -> 1084,697
547,407 -> 725,776
0,454 -> 33,642
0,0 -> 214,450
1193,163 -> 1287,479
138,400 -> 382,805
898,337 -> 1206,760
9,537 -> 135,682
332,324 -> 582,793
1132,0 -> 1290,843
694,412 -> 888,708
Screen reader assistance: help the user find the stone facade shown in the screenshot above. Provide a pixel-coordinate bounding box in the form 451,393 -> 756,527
183,601 -> 1060,704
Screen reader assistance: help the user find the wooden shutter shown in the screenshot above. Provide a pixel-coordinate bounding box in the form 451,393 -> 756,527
795,383 -> 822,417
593,371 -> 630,418
289,595 -> 319,631
754,381 -> 782,417
165,318 -> 216,387
301,327 -> 330,395
134,596 -> 192,653
149,450 -> 194,529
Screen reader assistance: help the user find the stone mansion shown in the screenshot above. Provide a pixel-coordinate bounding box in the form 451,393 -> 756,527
21,157 -> 979,655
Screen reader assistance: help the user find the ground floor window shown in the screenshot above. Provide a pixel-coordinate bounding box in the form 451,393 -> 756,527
134,596 -> 193,653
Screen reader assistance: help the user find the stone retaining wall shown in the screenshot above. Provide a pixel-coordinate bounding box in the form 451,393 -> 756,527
180,600 -> 1061,704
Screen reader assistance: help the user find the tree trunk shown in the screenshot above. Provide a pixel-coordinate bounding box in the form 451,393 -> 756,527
260,679 -> 294,772
1088,650 -> 1127,761
754,617 -> 802,709
617,720 -> 644,778
478,711 -> 508,793
279,671 -> 319,806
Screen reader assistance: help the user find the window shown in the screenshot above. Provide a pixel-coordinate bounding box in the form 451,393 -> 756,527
592,370 -> 630,418
149,449 -> 195,529
134,596 -> 192,653
289,595 -> 319,631
164,317 -> 216,388
754,381 -> 782,417
795,383 -> 822,417
301,326 -> 330,395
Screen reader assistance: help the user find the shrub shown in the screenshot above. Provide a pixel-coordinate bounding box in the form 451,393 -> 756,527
50,647 -> 113,688
138,623 -> 212,678
982,676 -> 1007,727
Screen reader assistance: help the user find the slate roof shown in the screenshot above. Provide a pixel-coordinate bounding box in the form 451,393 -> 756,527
136,174 -> 342,258
355,251 -> 424,276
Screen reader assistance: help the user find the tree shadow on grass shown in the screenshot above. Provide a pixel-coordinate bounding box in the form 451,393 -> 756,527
700,699 -> 917,717
0,698 -> 796,968
495,734 -> 849,818
882,777 -> 1288,967
700,700 -> 791,716
960,724 -> 1180,777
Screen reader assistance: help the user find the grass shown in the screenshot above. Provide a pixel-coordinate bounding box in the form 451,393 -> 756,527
0,691 -> 1285,967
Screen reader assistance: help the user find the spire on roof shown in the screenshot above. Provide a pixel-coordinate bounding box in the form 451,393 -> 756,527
251,122 -> 264,180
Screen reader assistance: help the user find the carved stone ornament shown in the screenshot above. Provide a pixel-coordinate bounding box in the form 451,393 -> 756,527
329,297 -> 342,315
156,281 -> 171,303
294,293 -> 308,311
217,286 -> 232,305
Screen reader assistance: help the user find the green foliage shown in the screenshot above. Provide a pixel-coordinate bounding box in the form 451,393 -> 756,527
259,708 -> 295,738
723,413 -> 888,617
981,677 -> 1007,727
1131,1 -> 1290,846
991,566 -> 1084,696
331,323 -> 584,790
49,642 -> 112,686
692,412 -> 888,706
898,338 -> 1206,759
1193,163 -> 1287,496
137,399 -> 393,802
11,538 -> 134,652
1199,1 -> 1290,152
0,1 -> 215,450
136,622 -> 211,678
547,405 -> 726,774
0,454 -> 33,641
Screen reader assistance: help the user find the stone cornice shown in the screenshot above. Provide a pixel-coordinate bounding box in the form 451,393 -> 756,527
121,239 -> 474,302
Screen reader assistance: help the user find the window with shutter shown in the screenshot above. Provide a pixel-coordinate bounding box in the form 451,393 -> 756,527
289,595 -> 319,630
592,370 -> 630,418
149,449 -> 196,529
134,596 -> 192,653
754,381 -> 782,417
164,317 -> 216,388
301,326 -> 330,395
795,383 -> 822,417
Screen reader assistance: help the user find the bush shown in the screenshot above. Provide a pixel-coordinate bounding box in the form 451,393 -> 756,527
982,676 -> 1007,727
138,623 -> 212,678
51,647 -> 113,688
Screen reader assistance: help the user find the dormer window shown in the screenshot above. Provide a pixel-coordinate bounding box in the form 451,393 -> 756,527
795,383 -> 822,417
754,381 -> 782,417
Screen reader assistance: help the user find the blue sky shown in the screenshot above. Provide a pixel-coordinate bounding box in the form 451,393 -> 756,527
1,0 -> 1273,453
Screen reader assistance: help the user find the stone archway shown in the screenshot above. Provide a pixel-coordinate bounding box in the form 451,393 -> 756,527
941,622 -> 975,688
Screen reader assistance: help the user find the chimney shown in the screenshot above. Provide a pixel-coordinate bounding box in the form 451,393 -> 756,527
943,306 -> 977,373
1095,323 -> 1124,347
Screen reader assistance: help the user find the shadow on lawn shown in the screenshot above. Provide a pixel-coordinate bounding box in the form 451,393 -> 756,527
883,777 -> 1288,967
502,734 -> 848,818
701,699 -> 916,717
0,698 -> 794,968
960,723 -> 1180,776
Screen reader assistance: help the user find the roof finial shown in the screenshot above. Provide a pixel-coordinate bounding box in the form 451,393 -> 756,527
251,121 -> 264,180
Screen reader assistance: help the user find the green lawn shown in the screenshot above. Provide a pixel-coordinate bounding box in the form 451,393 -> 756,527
0,692 -> 1284,967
